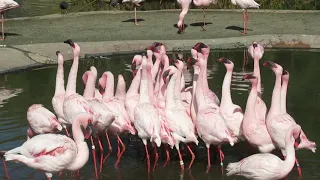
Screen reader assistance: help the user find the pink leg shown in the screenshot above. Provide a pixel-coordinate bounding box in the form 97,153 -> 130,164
90,137 -> 98,179
97,137 -> 104,173
295,158 -> 302,176
59,171 -> 63,176
186,144 -> 195,169
1,13 -> 4,41
48,178 -> 51,180
64,127 -> 70,137
242,10 -> 246,35
176,147 -> 184,171
219,147 -> 225,173
2,158 -> 9,179
103,133 -> 112,164
144,144 -> 150,173
163,144 -> 170,167
206,147 -> 211,174
202,8 -> 206,31
153,145 -> 159,171
134,7 -> 138,25
115,135 -> 126,166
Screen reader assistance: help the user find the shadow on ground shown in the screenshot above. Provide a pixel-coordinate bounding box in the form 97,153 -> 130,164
189,22 -> 213,27
225,25 -> 253,32
0,32 -> 21,37
122,18 -> 145,23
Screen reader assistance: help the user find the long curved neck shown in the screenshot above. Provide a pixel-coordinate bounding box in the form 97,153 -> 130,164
115,75 -> 126,100
180,71 -> 187,100
102,73 -> 114,102
139,60 -> 150,103
158,57 -> 169,100
220,67 -> 233,107
67,118 -> 89,171
127,69 -> 141,96
192,66 -> 199,103
195,64 -> 206,107
166,75 -> 177,109
269,73 -> 282,115
147,65 -> 155,104
281,78 -> 288,114
65,49 -> 79,97
245,82 -> 258,117
152,59 -> 161,84
253,59 -> 262,93
54,58 -> 65,95
83,74 -> 95,99
201,60 -> 210,94
281,128 -> 297,177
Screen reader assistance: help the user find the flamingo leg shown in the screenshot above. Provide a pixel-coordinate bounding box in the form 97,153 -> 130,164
295,158 -> 302,176
242,10 -> 246,35
90,137 -> 98,179
103,133 -> 112,164
219,147 -> 225,173
64,126 -> 70,137
97,137 -> 104,173
206,147 -> 211,173
144,143 -> 150,173
1,13 -> 4,41
2,158 -> 9,179
201,8 -> 206,31
245,10 -> 248,34
153,144 -> 159,171
134,7 -> 138,25
163,144 -> 170,167
176,144 -> 184,171
186,144 -> 195,169
115,135 -> 126,166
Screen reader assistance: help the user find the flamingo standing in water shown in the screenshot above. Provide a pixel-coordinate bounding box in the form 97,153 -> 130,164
230,0 -> 260,35
227,110 -> 302,180
264,61 -> 316,176
218,58 -> 244,141
134,56 -> 161,173
1,113 -> 93,180
189,52 -> 236,173
26,104 -> 62,139
163,65 -> 198,171
0,0 -> 19,40
52,51 -> 69,136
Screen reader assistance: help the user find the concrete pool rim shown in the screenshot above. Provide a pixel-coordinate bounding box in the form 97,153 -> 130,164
1,33 -> 320,74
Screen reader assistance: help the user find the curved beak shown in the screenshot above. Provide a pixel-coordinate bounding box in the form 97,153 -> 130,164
263,61 -> 276,68
217,57 -> 231,64
63,39 -> 75,48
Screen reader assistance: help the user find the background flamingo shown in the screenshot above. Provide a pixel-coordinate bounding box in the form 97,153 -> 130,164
192,0 -> 218,31
0,0 -> 19,40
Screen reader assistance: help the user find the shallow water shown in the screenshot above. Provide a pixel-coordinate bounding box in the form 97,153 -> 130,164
0,49 -> 319,180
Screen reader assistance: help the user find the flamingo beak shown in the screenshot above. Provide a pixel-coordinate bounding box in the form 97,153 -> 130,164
84,120 -> 93,139
263,61 -> 276,68
56,51 -> 60,56
242,74 -> 256,81
63,39 -> 75,48
282,70 -> 289,75
217,57 -> 231,64
253,43 -> 258,48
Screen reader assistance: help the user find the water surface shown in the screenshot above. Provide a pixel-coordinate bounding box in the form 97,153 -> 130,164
0,49 -> 319,180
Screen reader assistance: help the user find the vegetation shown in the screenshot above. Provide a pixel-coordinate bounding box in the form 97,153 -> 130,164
70,0 -> 320,12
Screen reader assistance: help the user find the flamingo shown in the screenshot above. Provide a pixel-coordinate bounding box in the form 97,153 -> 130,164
176,0 -> 192,33
190,52 -> 236,173
120,0 -> 145,25
62,39 -> 98,178
0,0 -> 19,40
264,61 -> 316,176
218,58 -> 244,140
227,122 -> 302,180
193,0 -> 218,31
230,0 -> 260,35
82,67 -> 117,172
0,113 -> 93,180
134,56 -> 161,173
99,71 -> 135,166
52,51 -> 69,136
26,104 -> 62,139
163,65 -> 198,171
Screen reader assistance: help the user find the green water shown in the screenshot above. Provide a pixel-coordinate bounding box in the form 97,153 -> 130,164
0,49 -> 319,179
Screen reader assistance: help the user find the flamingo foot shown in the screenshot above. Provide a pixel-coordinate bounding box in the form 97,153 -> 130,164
201,26 -> 206,31
163,147 -> 170,167
115,135 -> 126,167
2,158 -> 10,179
206,164 -> 211,174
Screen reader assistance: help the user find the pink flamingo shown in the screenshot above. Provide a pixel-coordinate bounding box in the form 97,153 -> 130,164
1,113 -> 93,180
190,52 -> 236,173
163,65 -> 198,171
177,0 -> 192,33
264,61 -> 316,176
230,0 -> 260,35
193,0 -> 218,31
99,71 -> 135,166
134,56 -> 161,172
121,0 -> 144,25
218,58 -> 244,140
62,39 -> 98,178
82,67 -> 117,172
227,121 -> 302,180
26,104 -> 62,139
0,0 -> 19,40
52,51 -> 69,136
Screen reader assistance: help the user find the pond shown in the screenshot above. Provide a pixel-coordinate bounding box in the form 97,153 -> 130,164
0,49 -> 319,180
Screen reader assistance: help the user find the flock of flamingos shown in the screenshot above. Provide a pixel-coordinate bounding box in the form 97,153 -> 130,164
0,40 -> 317,180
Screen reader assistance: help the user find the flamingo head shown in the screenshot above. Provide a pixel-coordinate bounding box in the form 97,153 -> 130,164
98,75 -> 107,96
186,57 -> 197,69
168,58 -> 175,66
131,55 -> 142,76
162,66 -> 177,84
146,44 -> 159,53
248,42 -> 264,60
282,70 -> 290,82
217,57 -> 234,69
193,42 -> 210,57
263,61 -> 283,75
56,51 -> 64,64
242,74 -> 257,85
64,39 -> 75,48
78,113 -> 94,140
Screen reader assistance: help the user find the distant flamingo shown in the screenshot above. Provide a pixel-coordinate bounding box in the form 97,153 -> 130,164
264,61 -> 316,176
134,56 -> 161,173
218,58 -> 244,140
26,104 -> 62,139
193,0 -> 218,31
121,0 -> 145,25
190,52 -> 236,173
163,65 -> 198,171
230,0 -> 260,35
1,113 -> 93,180
176,0 -> 192,33
52,51 -> 69,136
227,122 -> 302,180
0,0 -> 19,40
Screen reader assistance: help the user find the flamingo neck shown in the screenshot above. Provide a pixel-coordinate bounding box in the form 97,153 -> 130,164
139,60 -> 150,103
147,66 -> 155,104
65,52 -> 79,97
180,71 -> 187,100
54,59 -> 65,95
269,73 -> 282,115
195,64 -> 206,107
83,74 -> 95,100
244,82 -> 258,118
102,73 -> 114,102
281,126 -> 298,177
127,69 -> 141,96
115,75 -> 126,100
220,68 -> 233,107
152,59 -> 161,84
281,79 -> 289,114
165,74 -> 177,109
253,58 -> 262,93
